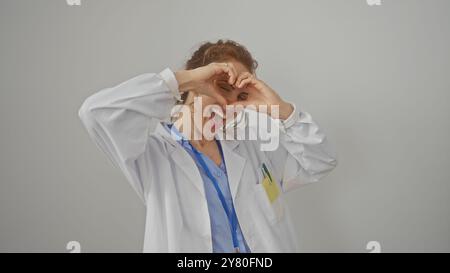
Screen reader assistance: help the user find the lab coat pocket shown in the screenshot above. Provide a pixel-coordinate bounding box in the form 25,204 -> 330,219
254,183 -> 284,225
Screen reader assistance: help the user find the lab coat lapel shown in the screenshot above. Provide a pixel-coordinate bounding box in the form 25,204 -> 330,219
221,140 -> 246,200
154,123 -> 206,198
170,147 -> 206,198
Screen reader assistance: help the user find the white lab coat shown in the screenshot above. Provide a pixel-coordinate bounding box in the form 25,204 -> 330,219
78,68 -> 337,252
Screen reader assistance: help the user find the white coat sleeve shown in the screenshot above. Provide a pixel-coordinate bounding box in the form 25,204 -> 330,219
265,103 -> 338,193
78,68 -> 180,203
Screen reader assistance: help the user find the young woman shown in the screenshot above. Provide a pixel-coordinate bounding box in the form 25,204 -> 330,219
78,39 -> 337,253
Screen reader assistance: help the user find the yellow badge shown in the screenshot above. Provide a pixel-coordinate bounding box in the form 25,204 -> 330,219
261,163 -> 280,203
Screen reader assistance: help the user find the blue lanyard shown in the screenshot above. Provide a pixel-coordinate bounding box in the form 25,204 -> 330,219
187,140 -> 240,253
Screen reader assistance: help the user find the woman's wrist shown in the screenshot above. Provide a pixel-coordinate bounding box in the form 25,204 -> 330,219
174,70 -> 197,93
277,101 -> 294,120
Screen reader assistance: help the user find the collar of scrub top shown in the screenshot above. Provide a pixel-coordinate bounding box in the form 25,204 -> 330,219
164,122 -> 242,252
165,122 -> 227,171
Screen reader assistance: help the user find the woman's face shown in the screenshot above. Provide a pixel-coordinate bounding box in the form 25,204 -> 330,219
189,60 -> 252,135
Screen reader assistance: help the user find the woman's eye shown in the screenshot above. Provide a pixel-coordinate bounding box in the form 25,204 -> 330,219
237,92 -> 248,101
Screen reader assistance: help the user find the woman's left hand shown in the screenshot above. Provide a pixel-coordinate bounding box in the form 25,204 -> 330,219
230,72 -> 294,120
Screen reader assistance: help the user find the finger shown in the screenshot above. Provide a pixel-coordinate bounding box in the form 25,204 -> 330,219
211,63 -> 228,77
213,63 -> 237,85
238,76 -> 256,89
225,63 -> 238,85
235,72 -> 252,88
217,62 -> 237,85
210,62 -> 228,76
244,76 -> 267,92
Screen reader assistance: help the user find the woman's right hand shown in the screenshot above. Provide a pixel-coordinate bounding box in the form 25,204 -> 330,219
175,62 -> 239,107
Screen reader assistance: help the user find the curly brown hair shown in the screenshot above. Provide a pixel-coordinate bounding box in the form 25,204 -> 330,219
181,39 -> 258,103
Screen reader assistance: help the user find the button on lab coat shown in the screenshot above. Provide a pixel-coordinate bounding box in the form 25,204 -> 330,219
78,68 -> 338,252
